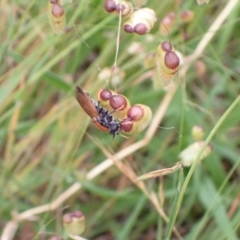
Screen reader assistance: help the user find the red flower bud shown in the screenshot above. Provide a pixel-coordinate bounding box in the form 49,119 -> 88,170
52,3 -> 64,17
123,23 -> 134,33
123,8 -> 156,35
155,41 -> 180,87
120,118 -> 133,133
161,41 -> 173,52
98,89 -> 131,119
134,23 -> 148,35
164,51 -> 180,70
48,0 -> 66,34
127,105 -> 144,121
120,104 -> 152,134
99,89 -> 113,101
110,95 -> 127,111
105,0 -> 133,17
104,0 -> 116,12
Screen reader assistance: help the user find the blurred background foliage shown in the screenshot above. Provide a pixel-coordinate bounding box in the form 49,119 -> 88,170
0,0 -> 240,239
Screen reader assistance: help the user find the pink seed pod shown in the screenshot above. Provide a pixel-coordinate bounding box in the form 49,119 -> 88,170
48,0 -> 66,34
134,22 -> 150,35
52,3 -> 64,17
98,89 -> 131,119
104,0 -> 116,12
123,8 -> 157,35
98,89 -> 114,108
104,0 -> 133,17
115,1 -> 133,17
123,21 -> 134,33
63,211 -> 85,236
180,10 -> 195,23
160,12 -> 176,36
155,41 -> 180,87
120,104 -> 152,134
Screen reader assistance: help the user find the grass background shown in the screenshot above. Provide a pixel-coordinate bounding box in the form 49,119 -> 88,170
0,0 -> 240,239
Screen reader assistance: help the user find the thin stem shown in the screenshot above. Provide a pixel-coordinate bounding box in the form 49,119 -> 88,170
165,94 -> 240,239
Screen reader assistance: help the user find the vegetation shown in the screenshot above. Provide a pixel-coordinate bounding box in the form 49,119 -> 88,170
0,0 -> 240,239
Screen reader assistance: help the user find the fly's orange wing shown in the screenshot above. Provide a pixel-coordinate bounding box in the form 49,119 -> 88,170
76,87 -> 99,118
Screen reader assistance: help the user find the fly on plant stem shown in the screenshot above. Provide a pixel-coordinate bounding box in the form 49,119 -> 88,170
75,87 -> 121,137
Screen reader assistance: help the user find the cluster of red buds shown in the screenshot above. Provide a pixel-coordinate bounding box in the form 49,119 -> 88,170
98,89 -> 152,134
104,0 -> 156,35
123,8 -> 157,35
104,0 -> 133,17
48,0 -> 65,34
120,104 -> 152,134
98,89 -> 131,119
154,41 -> 180,87
76,87 -> 152,137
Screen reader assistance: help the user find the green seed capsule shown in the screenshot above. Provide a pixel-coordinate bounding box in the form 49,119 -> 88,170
120,104 -> 152,134
63,211 -> 85,236
154,41 -> 180,88
179,141 -> 212,167
98,89 -> 131,119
